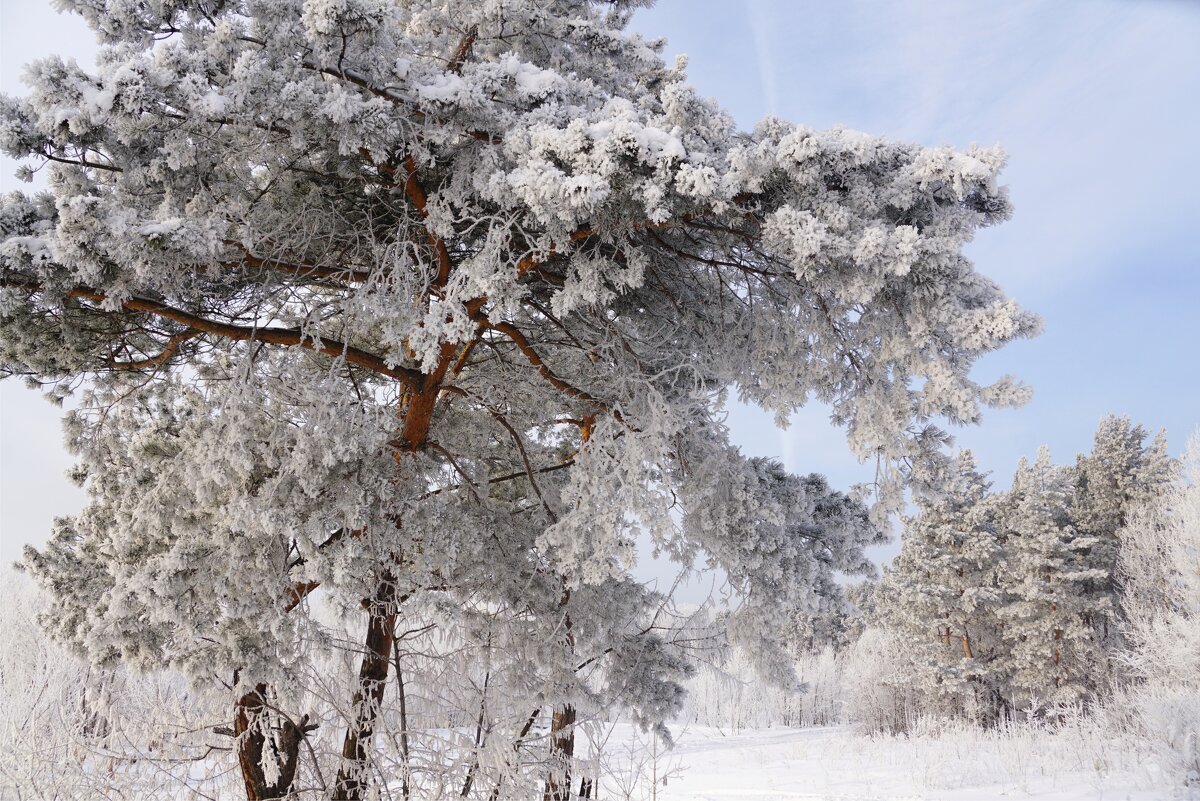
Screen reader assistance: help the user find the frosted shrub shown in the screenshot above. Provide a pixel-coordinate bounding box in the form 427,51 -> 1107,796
842,627 -> 920,735
794,646 -> 844,727
1134,687 -> 1200,791
0,575 -> 236,800
1117,430 -> 1200,794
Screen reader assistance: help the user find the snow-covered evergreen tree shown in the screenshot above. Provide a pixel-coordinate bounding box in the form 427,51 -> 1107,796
1,1 -> 1037,796
874,419 -> 1178,721
997,418 -> 1175,706
782,572 -> 856,655
880,451 -> 1009,720
1069,415 -> 1174,655
997,448 -> 1109,710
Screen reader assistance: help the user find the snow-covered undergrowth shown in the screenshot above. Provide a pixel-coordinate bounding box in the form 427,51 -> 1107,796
3,591 -> 1182,801
0,574 -> 227,799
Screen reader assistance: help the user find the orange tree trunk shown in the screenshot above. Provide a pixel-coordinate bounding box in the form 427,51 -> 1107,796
332,580 -> 403,801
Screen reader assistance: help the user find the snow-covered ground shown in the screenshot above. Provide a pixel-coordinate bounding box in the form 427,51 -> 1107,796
602,724 -> 1170,801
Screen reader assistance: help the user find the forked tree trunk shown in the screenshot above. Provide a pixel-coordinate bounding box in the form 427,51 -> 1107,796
332,579 -> 403,801
234,683 -> 305,800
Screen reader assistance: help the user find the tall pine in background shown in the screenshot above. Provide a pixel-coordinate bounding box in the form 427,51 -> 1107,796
999,448 -> 1107,709
1070,416 -> 1173,659
881,451 -> 1009,721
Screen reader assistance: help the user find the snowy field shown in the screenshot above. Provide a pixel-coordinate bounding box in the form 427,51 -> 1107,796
603,724 -> 1169,801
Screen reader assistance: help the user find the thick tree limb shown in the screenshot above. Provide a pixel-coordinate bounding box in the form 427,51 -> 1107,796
447,26 -> 479,75
225,242 -> 373,284
2,276 -> 423,386
483,319 -> 612,414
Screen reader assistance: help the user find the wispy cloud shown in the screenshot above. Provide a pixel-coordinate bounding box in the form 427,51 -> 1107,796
745,0 -> 779,116
741,0 -> 1200,299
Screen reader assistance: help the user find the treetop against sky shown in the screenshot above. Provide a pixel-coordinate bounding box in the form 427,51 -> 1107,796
0,0 -> 1197,575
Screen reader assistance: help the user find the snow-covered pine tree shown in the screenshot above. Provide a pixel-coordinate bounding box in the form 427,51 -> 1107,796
1069,415 -> 1174,657
998,448 -> 1109,711
879,451 -> 1010,721
782,572 -> 855,655
2,1 -> 1037,796
872,420 -> 1179,723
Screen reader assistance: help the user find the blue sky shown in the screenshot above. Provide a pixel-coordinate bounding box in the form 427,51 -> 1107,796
1,0 -> 1198,569
631,1 -> 1200,515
